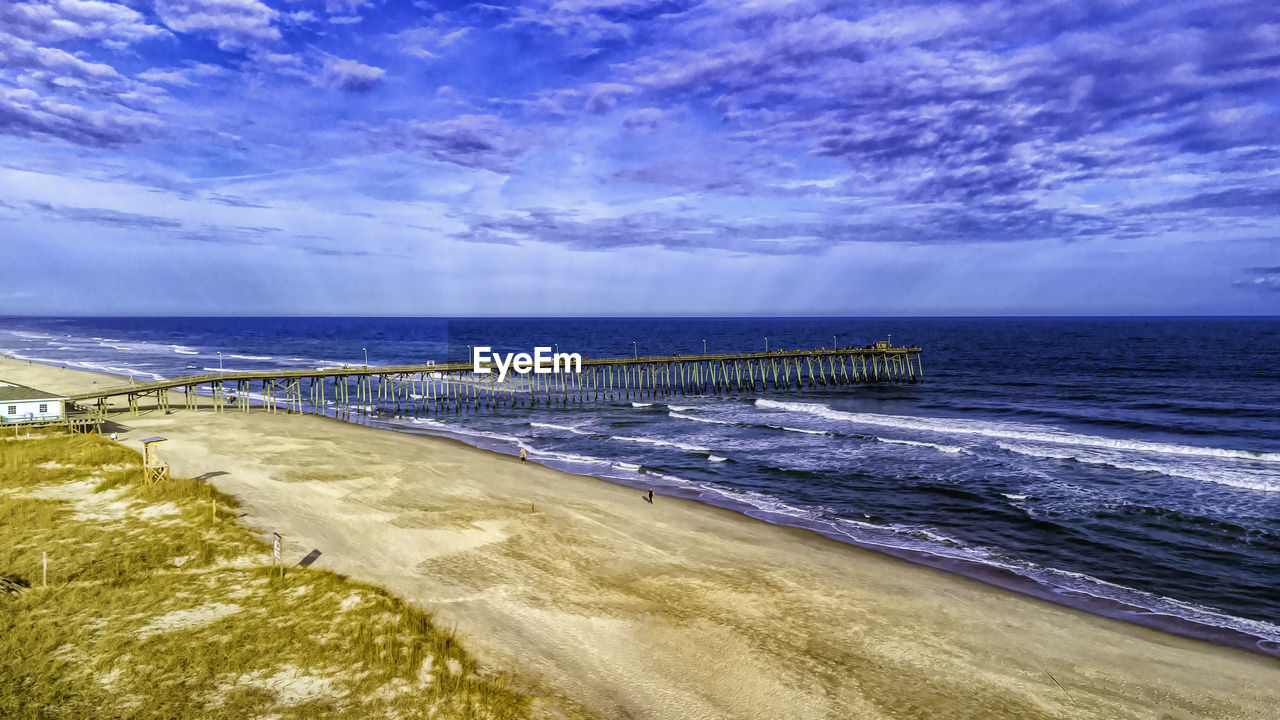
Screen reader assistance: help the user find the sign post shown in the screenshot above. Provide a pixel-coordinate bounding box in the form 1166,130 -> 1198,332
272,532 -> 283,578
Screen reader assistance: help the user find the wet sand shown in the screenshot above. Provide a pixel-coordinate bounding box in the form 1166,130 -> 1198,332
3,355 -> 1279,719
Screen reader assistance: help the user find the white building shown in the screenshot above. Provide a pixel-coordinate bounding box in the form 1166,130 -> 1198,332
0,381 -> 68,424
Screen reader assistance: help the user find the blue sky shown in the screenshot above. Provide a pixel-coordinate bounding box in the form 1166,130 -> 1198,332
1,0 -> 1278,315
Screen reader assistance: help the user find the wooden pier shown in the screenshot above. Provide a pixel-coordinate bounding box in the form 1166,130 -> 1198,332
66,344 -> 923,418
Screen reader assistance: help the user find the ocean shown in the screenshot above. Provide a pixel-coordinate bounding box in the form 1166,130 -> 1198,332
2,316 -> 1278,655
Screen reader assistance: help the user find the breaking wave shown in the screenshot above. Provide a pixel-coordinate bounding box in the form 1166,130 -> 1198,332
757,399 -> 1280,465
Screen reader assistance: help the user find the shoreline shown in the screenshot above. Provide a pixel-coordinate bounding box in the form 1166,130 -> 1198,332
4,354 -> 1280,718
397,417 -> 1280,660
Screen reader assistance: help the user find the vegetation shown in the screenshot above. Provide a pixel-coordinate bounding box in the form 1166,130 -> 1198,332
0,431 -> 530,719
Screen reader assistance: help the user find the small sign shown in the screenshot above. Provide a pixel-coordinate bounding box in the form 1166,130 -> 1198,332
272,533 -> 281,562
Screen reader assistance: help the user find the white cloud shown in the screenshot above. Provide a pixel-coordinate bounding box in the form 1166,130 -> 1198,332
322,57 -> 385,93
137,62 -> 226,87
0,0 -> 166,46
155,0 -> 281,50
0,86 -> 161,146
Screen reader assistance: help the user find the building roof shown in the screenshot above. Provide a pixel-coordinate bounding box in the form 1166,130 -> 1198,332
0,381 -> 69,403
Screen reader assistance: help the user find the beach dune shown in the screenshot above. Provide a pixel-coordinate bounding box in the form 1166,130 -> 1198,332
3,356 -> 1278,719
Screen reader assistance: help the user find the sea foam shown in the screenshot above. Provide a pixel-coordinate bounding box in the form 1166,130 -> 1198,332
530,422 -> 592,435
756,399 -> 1280,465
668,411 -> 735,426
613,435 -> 713,453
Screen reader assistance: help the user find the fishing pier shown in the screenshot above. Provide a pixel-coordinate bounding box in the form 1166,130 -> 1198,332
68,343 -> 923,418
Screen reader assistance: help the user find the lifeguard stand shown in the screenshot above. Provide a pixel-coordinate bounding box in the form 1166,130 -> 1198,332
141,436 -> 170,484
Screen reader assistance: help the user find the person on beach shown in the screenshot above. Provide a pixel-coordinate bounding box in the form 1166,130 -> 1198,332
645,489 -> 653,503
520,447 -> 527,463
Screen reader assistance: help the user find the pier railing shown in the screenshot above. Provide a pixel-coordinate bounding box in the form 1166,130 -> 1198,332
68,346 -> 923,417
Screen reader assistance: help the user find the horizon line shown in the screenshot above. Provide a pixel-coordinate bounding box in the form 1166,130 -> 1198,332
2,314 -> 1279,321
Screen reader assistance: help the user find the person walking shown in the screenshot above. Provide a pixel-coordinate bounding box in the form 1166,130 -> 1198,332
520,447 -> 527,463
645,489 -> 653,504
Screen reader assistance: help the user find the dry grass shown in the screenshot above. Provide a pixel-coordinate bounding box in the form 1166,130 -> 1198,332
0,431 -> 531,719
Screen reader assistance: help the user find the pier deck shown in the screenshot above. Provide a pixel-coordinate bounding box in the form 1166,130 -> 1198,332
68,345 -> 923,417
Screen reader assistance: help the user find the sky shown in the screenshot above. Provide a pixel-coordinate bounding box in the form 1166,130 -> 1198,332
1,0 -> 1278,316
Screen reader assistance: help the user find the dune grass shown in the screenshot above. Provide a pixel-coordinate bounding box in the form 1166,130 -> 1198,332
0,431 -> 531,719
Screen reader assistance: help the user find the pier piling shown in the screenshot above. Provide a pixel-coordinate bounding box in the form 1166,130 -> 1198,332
68,344 -> 923,419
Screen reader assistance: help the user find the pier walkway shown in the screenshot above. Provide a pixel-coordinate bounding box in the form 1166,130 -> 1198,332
68,344 -> 923,417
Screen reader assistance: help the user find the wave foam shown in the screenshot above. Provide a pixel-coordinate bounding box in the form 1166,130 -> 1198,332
996,442 -> 1280,492
878,437 -> 967,454
613,435 -> 713,453
530,422 -> 592,436
767,425 -> 830,436
757,399 -> 1280,465
3,351 -> 166,381
525,447 -> 616,467
669,411 -> 735,426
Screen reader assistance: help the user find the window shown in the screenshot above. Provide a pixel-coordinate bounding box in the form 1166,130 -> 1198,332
39,404 -> 48,413
6,406 -> 14,415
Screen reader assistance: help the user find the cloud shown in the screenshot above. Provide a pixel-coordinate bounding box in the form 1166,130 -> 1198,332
450,207 -> 834,254
155,0 -> 281,50
1235,266 -> 1280,293
27,200 -> 182,229
137,63 -> 227,88
504,0 -> 683,56
447,197 -> 1127,255
0,32 -> 144,100
582,82 -> 632,114
621,106 -> 670,134
1135,188 -> 1280,214
322,57 -> 385,93
0,0 -> 166,46
364,114 -> 532,172
324,0 -> 374,13
0,11 -> 165,147
599,2 -> 1280,198
4,0 -> 1280,320
488,0 -> 1280,250
388,23 -> 471,61
0,86 -> 161,146
208,192 -> 271,208
612,161 -> 756,195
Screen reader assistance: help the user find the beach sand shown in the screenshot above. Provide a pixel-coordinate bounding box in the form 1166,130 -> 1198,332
3,356 -> 1279,719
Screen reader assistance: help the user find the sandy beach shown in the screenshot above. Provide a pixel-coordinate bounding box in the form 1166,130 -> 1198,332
3,355 -> 1279,719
